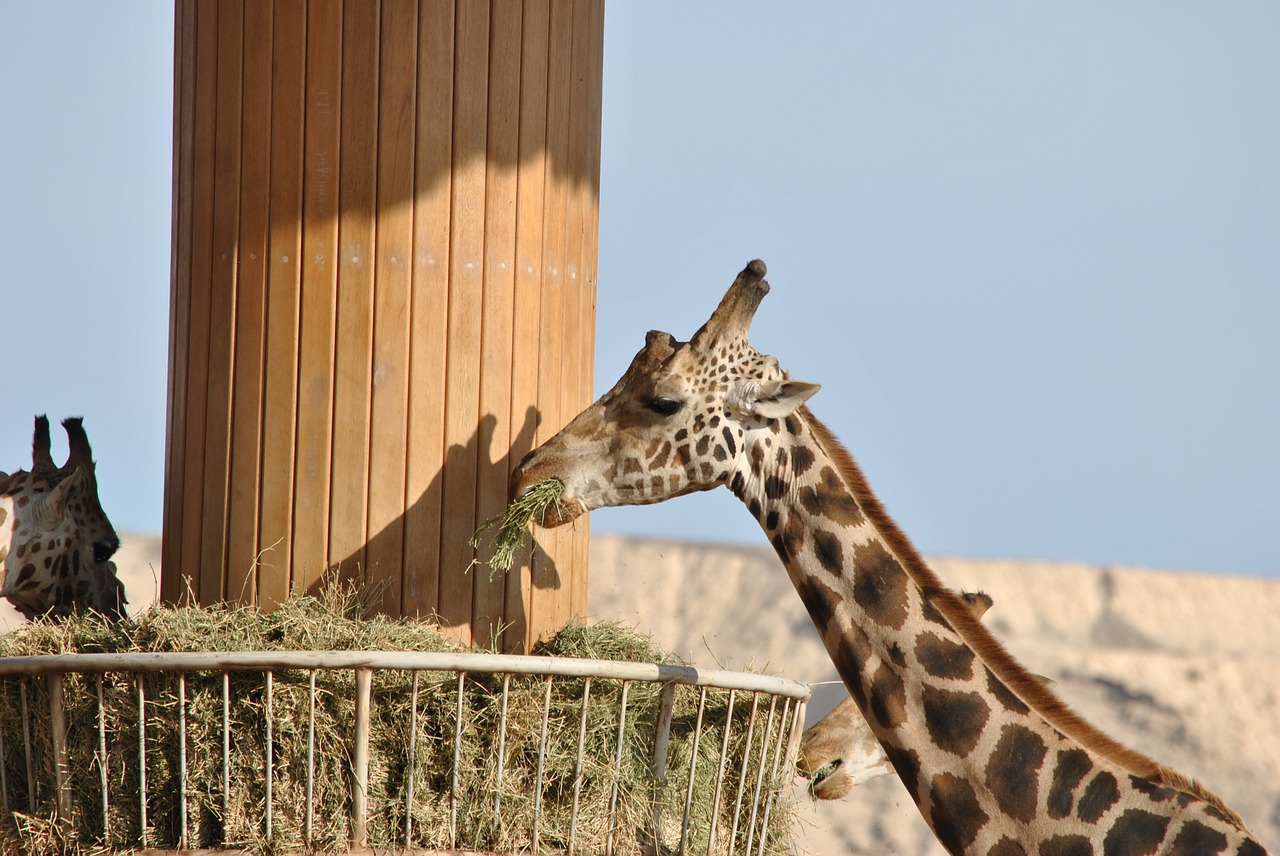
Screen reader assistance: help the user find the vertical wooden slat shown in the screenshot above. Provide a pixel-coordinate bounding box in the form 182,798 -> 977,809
472,0 -> 522,648
225,0 -> 273,603
258,0 -> 307,607
436,0 -> 491,645
575,0 -> 605,622
199,0 -> 244,605
162,0 -> 198,603
502,0 -> 550,653
328,0 -> 380,578
366,0 -> 418,617
292,0 -> 343,593
530,0 -> 574,644
177,0 -> 220,601
562,0 -> 599,625
402,0 -> 455,619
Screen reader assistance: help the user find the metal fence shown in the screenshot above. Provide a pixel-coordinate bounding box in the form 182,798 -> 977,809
0,651 -> 809,854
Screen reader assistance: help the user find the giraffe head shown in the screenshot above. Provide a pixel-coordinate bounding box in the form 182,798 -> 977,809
512,260 -> 820,523
0,416 -> 125,620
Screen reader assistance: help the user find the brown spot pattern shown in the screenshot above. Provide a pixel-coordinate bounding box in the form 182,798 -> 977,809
1165,821 -> 1228,856
868,661 -> 907,731
1102,808 -> 1170,856
929,773 -> 989,854
1077,771 -> 1121,823
916,631 -> 975,680
986,724 -> 1047,823
1041,835 -> 1095,856
922,687 -> 990,757
811,529 -> 843,574
851,540 -> 910,629
988,837 -> 1028,856
1047,748 -> 1094,819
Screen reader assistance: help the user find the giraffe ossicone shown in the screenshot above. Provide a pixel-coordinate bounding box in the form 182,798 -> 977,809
512,261 -> 1268,855
0,416 -> 126,621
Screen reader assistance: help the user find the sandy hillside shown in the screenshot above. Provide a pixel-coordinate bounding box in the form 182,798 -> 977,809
6,532 -> 1276,854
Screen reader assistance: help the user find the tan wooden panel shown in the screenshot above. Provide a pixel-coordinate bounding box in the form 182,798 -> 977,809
365,0 -> 418,618
472,0 -> 523,648
162,0 -> 198,604
562,0 -> 599,625
402,0 -> 455,618
292,0 -> 343,594
175,0 -> 220,602
436,0 -> 491,645
529,0 -> 574,644
258,0 -> 308,607
225,0 -> 273,604
503,0 -> 551,653
575,0 -> 605,623
165,0 -> 603,639
327,0 -> 380,578
197,0 -> 245,605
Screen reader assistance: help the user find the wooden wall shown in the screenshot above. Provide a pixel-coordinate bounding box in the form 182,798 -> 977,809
162,0 -> 603,652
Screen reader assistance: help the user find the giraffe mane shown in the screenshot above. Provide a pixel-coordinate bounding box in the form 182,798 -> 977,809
798,406 -> 1247,829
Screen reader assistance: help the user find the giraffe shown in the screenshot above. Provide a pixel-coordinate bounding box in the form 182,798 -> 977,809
511,261 -> 1268,855
0,416 -> 126,620
799,591 -> 995,800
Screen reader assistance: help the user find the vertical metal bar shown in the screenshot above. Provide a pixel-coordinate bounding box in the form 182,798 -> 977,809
679,686 -> 708,855
352,668 -> 372,849
706,689 -> 736,855
138,675 -> 148,849
651,682 -> 677,852
744,696 -> 778,856
96,674 -> 109,843
494,672 -> 510,829
178,674 -> 188,850
0,682 -> 9,813
405,670 -> 419,849
606,680 -> 630,856
222,671 -> 230,828
20,679 -> 34,811
532,674 -> 554,854
451,671 -> 465,851
727,692 -> 761,854
265,670 -> 274,842
306,669 -> 315,847
47,673 -> 71,822
568,677 -> 593,853
754,699 -> 793,856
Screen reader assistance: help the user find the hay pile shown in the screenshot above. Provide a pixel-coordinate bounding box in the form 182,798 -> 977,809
0,585 -> 796,854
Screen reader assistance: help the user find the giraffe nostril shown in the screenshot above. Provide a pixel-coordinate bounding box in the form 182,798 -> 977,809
93,539 -> 118,565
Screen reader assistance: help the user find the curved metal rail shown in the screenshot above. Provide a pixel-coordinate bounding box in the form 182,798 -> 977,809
0,650 -> 810,855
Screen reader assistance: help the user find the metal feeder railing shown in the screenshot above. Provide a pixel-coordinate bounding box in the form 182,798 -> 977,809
0,651 -> 809,854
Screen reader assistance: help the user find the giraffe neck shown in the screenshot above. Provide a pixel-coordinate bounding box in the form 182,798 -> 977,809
733,409 -> 1260,854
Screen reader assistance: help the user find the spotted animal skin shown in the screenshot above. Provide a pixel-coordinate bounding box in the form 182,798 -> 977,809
799,591 -> 995,800
0,416 -> 126,620
512,261 -> 1268,855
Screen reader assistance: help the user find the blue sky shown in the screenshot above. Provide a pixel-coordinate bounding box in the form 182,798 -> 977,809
2,3 -> 1277,578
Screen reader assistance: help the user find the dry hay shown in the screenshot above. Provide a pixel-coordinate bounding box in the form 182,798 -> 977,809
0,584 -> 796,854
471,478 -> 566,575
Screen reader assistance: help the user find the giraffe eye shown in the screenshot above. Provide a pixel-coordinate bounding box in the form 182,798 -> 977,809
646,397 -> 683,417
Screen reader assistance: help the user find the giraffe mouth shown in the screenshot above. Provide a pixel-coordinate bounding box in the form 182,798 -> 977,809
805,759 -> 849,801
534,497 -> 585,528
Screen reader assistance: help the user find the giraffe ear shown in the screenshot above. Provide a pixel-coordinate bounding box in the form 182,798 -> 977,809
727,379 -> 821,420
